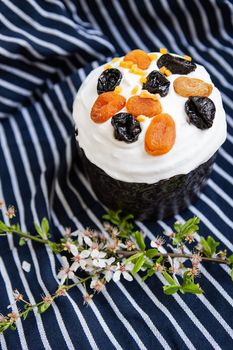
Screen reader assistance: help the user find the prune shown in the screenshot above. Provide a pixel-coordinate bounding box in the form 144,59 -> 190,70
157,54 -> 196,75
185,96 -> 216,130
143,70 -> 170,97
111,113 -> 141,143
97,68 -> 122,94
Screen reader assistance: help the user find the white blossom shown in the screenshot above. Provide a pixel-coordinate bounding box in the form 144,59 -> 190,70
57,256 -> 75,285
90,277 -> 105,292
91,249 -> 107,268
70,249 -> 90,272
150,236 -> 165,252
102,257 -> 116,282
113,262 -> 134,282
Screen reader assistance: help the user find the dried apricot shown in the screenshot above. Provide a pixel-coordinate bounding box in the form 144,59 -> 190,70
126,96 -> 162,117
91,92 -> 126,123
145,113 -> 176,156
173,77 -> 213,97
124,49 -> 151,70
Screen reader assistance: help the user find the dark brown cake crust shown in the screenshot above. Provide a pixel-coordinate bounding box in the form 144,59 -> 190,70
78,144 -> 216,221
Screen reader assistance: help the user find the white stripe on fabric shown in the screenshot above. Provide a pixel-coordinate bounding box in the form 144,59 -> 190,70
37,0 -> 115,54
208,178 -> 233,212
0,63 -> 43,84
95,0 -> 131,52
211,0 -> 233,44
194,0 -> 233,54
0,33 -> 45,59
128,0 -> 163,48
0,13 -> 67,55
112,0 -> 148,51
200,193 -> 233,229
75,283 -> 124,350
214,163 -> 233,186
79,0 -> 102,31
117,281 -> 172,350
102,289 -> 148,350
177,0 -> 233,57
0,257 -> 29,350
26,0 -> 78,29
1,0 -> 107,60
0,334 -> 8,350
0,79 -> 31,96
0,97 -> 21,108
0,47 -> 55,73
190,205 -> 233,251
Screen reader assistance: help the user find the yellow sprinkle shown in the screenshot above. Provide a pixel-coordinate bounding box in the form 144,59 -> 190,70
112,57 -> 120,62
114,86 -> 122,94
148,53 -> 157,61
164,69 -> 172,76
140,90 -> 158,101
137,115 -> 147,122
183,55 -> 192,61
159,66 -> 167,74
160,48 -> 168,54
104,64 -> 113,70
131,86 -> 139,94
120,61 -> 134,69
130,64 -> 146,76
140,77 -> 147,84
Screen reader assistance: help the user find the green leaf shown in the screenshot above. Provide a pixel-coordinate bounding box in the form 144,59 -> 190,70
132,255 -> 146,274
0,221 -> 8,233
200,236 -> 220,258
146,248 -> 158,259
181,283 -> 203,294
141,268 -> 155,282
123,252 -> 143,264
38,303 -> 51,314
34,222 -> 42,235
227,254 -> 233,265
142,261 -> 153,269
41,218 -> 49,236
163,285 -> 180,295
172,216 -> 200,246
132,231 -> 146,250
23,309 -> 30,320
231,268 -> 233,282
19,237 -> 26,246
162,271 -> 178,286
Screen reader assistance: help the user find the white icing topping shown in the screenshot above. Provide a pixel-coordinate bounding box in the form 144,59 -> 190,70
73,53 -> 226,184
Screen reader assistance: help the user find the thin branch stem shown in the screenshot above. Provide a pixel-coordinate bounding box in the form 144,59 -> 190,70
4,226 -> 51,244
118,250 -> 227,264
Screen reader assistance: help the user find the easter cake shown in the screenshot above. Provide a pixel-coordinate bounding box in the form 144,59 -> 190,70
73,49 -> 226,220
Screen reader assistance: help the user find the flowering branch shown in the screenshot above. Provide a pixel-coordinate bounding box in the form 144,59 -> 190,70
0,203 -> 232,333
117,250 -> 227,264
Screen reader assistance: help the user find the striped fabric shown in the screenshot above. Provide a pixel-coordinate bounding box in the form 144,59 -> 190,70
0,0 -> 233,349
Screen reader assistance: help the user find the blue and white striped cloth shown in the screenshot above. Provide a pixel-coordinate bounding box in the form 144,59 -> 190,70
0,0 -> 233,349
